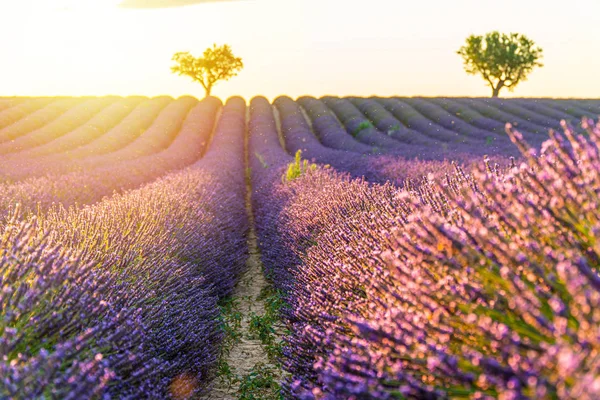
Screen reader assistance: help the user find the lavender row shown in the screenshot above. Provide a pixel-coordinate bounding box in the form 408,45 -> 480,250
0,97 -> 117,155
343,97 -> 591,155
375,97 -> 467,143
490,98 -> 564,130
297,96 -> 379,154
512,99 -> 580,127
61,96 -> 172,158
295,97 -> 472,167
366,97 -> 516,159
342,97 -> 437,146
274,96 -> 394,184
0,98 -> 55,131
319,97 -> 410,150
22,97 -> 146,157
399,97 -> 504,141
0,97 -> 171,182
396,97 -> 523,156
462,98 -> 596,126
326,96 -> 507,161
7,96 -> 196,181
427,97 -> 511,134
259,118 -> 600,398
0,96 -> 121,155
1,97 -> 249,398
541,99 -> 598,120
248,96 -> 298,293
0,98 -> 83,142
0,96 -> 221,213
567,99 -> 600,115
273,97 -> 506,187
0,97 -> 25,112
454,98 -> 550,136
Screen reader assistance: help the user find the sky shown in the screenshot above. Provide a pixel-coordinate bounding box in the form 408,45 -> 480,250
0,0 -> 598,100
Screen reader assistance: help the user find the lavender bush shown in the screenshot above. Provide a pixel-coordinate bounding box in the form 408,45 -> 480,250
0,97 -> 248,398
258,117 -> 600,399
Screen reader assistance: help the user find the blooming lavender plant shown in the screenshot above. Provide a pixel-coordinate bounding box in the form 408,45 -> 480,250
0,214 -> 147,398
1,97 -> 249,398
261,117 -> 600,399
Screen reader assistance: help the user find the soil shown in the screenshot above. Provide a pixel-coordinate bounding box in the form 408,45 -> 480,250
200,105 -> 280,400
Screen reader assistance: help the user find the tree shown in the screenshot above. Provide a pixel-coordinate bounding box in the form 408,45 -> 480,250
457,32 -> 543,97
171,44 -> 243,97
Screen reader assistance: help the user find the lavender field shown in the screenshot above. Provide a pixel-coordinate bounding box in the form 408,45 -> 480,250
1,95 -> 600,399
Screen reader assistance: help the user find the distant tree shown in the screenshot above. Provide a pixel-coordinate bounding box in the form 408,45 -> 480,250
171,44 -> 243,97
457,32 -> 543,97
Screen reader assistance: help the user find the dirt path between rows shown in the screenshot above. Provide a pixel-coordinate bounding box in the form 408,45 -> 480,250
200,107 -> 280,400
201,230 -> 275,399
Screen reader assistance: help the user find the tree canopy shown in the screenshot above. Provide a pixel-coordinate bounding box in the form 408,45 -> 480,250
457,32 -> 543,97
171,44 -> 243,97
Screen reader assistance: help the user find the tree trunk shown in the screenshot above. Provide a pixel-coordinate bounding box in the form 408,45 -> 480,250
205,86 -> 211,97
491,80 -> 504,98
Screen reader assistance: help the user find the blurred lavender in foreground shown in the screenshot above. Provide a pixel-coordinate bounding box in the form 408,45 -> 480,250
261,118 -> 600,399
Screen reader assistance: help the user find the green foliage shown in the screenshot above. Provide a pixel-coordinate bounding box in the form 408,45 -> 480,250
457,31 -> 543,97
353,120 -> 373,136
237,363 -> 283,400
387,123 -> 401,136
213,290 -> 286,395
213,274 -> 286,396
249,313 -> 274,342
248,285 -> 287,361
171,43 -> 243,97
215,297 -> 243,387
218,297 -> 243,347
283,150 -> 317,183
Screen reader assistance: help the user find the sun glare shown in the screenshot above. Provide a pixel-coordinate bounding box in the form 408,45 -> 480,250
0,0 -> 598,98
7,0 -> 122,12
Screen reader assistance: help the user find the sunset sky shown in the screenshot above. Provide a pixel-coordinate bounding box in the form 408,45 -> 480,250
0,0 -> 598,100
